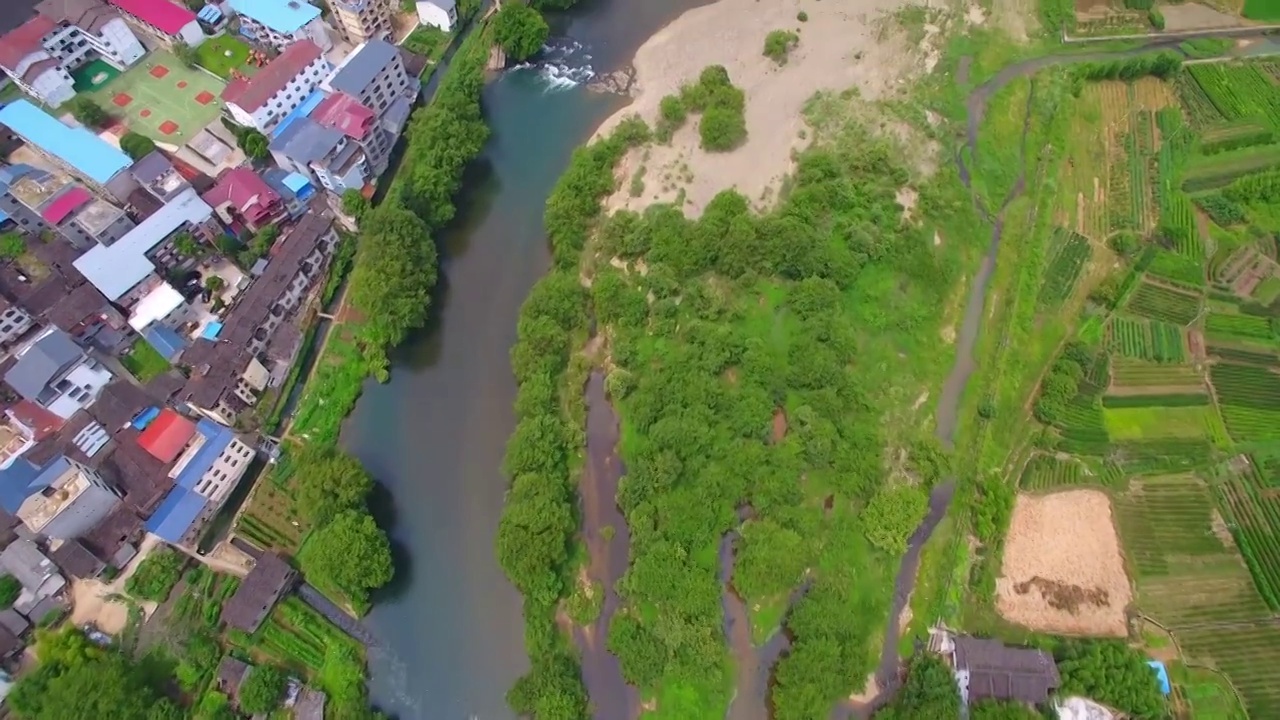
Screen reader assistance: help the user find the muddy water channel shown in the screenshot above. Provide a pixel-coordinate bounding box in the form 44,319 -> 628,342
576,371 -> 638,720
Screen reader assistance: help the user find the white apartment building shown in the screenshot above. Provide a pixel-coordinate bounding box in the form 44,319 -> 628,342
106,0 -> 206,48
416,0 -> 457,32
330,0 -> 394,44
220,39 -> 331,134
225,0 -> 333,52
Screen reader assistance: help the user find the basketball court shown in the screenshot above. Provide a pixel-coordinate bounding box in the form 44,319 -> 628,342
79,51 -> 225,145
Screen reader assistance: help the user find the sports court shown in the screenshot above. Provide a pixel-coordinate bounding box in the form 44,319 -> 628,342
79,51 -> 225,145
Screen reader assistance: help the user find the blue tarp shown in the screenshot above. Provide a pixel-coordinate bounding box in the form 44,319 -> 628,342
1147,660 -> 1171,696
130,406 -> 161,430
201,321 -> 223,340
197,5 -> 223,23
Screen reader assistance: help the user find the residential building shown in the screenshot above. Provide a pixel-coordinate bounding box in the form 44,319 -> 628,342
48,537 -> 104,578
226,0 -> 332,52
221,40 -> 331,134
0,0 -> 148,107
947,635 -> 1061,707
129,150 -> 190,204
73,186 -> 217,302
0,539 -> 66,605
5,167 -> 135,248
0,164 -> 49,235
322,38 -> 414,127
310,90 -> 392,173
415,0 -> 456,32
181,207 -> 336,423
0,101 -> 138,202
269,116 -> 364,194
261,167 -> 315,219
142,410 -> 256,546
202,167 -> 285,233
4,327 -> 112,420
219,551 -> 296,632
0,298 -> 35,347
0,453 -> 122,539
330,0 -> 393,44
106,0 -> 204,48
216,656 -> 250,704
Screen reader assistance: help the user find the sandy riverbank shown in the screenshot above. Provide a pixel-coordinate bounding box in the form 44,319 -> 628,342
594,0 -> 922,216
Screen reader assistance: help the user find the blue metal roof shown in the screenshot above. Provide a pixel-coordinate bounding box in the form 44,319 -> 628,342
197,5 -> 223,22
0,101 -> 132,184
142,324 -> 187,361
174,419 -> 234,490
144,487 -> 207,542
130,406 -> 161,430
0,457 -> 71,514
282,172 -> 314,198
227,0 -> 320,33
200,321 -> 223,340
270,89 -> 326,139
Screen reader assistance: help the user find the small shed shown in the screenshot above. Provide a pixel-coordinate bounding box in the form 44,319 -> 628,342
219,552 -> 298,633
951,635 -> 1061,706
0,609 -> 28,637
216,655 -> 250,701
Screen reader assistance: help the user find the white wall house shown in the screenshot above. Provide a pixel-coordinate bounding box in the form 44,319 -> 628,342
221,40 -> 330,134
416,0 -> 457,32
107,0 -> 207,48
226,0 -> 333,52
0,6 -> 146,108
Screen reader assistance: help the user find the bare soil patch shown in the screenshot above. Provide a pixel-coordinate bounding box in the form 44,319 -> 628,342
997,490 -> 1133,637
1161,3 -> 1249,31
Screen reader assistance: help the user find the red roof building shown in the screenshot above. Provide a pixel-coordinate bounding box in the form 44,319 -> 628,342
107,0 -> 196,36
40,187 -> 92,224
220,40 -> 323,113
311,92 -> 375,140
0,15 -> 57,73
137,408 -> 196,464
9,400 -> 64,441
201,167 -> 284,231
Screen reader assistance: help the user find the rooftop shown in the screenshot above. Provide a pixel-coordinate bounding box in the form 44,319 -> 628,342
143,482 -> 205,542
5,328 -> 82,403
953,636 -> 1061,705
220,551 -> 296,632
49,538 -> 104,579
73,187 -> 213,300
201,167 -> 282,226
311,93 -> 374,140
0,101 -> 132,185
0,15 -> 57,72
37,0 -> 119,34
73,198 -> 129,237
220,39 -> 323,113
106,0 -> 195,35
227,0 -> 320,34
325,39 -> 399,98
40,186 -> 92,225
126,281 -> 184,331
129,150 -> 178,188
136,407 -> 195,463
9,170 -> 74,212
269,116 -> 342,165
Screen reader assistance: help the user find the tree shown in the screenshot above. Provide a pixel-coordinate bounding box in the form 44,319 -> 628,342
69,97 -> 107,128
203,275 -> 225,293
238,665 -> 287,714
241,129 -> 269,160
874,654 -> 960,719
125,548 -> 185,601
862,484 -> 929,554
734,519 -> 807,601
0,575 -> 19,609
341,188 -> 369,219
173,232 -> 204,258
294,448 -> 374,525
493,4 -> 549,62
0,232 -> 25,260
172,41 -> 198,68
119,132 -> 157,160
1056,639 -> 1166,718
506,651 -> 588,719
970,700 -> 1043,720
300,510 -> 393,608
348,203 -> 437,369
763,30 -> 799,64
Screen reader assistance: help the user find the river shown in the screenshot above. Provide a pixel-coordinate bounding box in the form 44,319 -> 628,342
338,1 -> 705,717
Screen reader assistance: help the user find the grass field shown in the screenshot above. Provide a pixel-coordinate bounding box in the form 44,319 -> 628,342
194,36 -> 254,79
81,50 -> 225,144
1102,406 -> 1223,440
120,337 -> 170,381
1244,0 -> 1280,20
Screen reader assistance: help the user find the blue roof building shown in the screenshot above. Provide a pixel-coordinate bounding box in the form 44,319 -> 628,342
144,417 -> 247,545
142,325 -> 187,362
227,0 -> 330,52
0,101 -> 132,187
0,455 -> 122,540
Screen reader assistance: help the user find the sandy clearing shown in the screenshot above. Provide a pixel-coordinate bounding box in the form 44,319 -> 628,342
1161,3 -> 1249,31
69,579 -> 138,635
997,490 -> 1132,637
596,0 -> 917,216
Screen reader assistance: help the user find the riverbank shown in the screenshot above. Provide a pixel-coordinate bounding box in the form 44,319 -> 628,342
595,0 -> 919,216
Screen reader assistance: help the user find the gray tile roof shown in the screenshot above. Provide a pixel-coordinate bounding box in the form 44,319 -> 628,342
5,329 -> 83,402
953,636 -> 1061,705
270,117 -> 343,165
382,96 -> 413,134
327,39 -> 398,96
128,151 -> 172,186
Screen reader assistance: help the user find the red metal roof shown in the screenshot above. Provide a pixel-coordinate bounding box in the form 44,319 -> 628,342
0,15 -> 56,72
220,40 -> 322,113
8,400 -> 64,441
40,187 -> 92,225
202,167 -> 283,226
107,0 -> 196,35
136,408 -> 196,463
311,92 -> 375,140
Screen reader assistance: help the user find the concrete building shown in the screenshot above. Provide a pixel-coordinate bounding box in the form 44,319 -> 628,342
106,0 -> 205,48
330,0 -> 394,44
322,38 -> 414,123
202,167 -> 285,233
5,328 -> 112,421
0,454 -> 122,539
141,410 -> 255,546
226,0 -> 332,52
5,167 -> 135,249
221,40 -> 331,135
0,299 -> 35,347
129,151 -> 190,204
261,167 -> 314,220
0,101 -> 138,202
415,0 -> 456,32
0,539 -> 65,605
73,187 -> 217,302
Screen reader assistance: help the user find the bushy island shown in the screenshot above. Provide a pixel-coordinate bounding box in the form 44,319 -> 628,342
498,61 -> 986,715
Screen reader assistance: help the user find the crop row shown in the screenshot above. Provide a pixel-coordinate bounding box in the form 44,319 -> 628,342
1200,119 -> 1275,154
1183,144 -> 1280,192
236,514 -> 292,549
259,619 -> 326,671
1108,316 -> 1187,363
1132,112 -> 1154,230
1209,343 -> 1279,365
1101,393 -> 1208,408
1038,228 -> 1092,309
1020,454 -> 1085,490
1210,363 -> 1280,407
1175,72 -> 1226,129
1158,193 -> 1202,258
1125,281 -> 1202,325
1148,247 -> 1204,287
1220,405 -> 1280,442
1217,479 -> 1280,610
1206,312 -> 1275,344
1110,357 -> 1203,387
1186,63 -> 1280,127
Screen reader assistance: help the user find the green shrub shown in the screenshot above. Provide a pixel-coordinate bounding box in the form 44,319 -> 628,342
0,575 -> 19,609
238,665 -> 286,714
763,30 -> 800,64
125,549 -> 185,602
1148,8 -> 1165,29
797,10 -> 808,21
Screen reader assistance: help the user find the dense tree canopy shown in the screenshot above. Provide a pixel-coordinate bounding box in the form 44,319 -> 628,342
239,664 -> 287,714
120,132 -> 157,160
493,4 -> 550,62
69,97 -> 106,127
862,485 -> 929,554
875,654 -> 961,719
294,447 -> 374,524
1056,639 -> 1166,718
301,510 -> 394,608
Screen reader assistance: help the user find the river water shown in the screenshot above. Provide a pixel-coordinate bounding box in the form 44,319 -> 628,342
338,2 -> 704,717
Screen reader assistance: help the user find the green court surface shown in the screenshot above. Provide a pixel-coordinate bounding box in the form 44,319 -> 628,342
70,60 -> 120,93
81,51 -> 225,145
195,35 -> 253,79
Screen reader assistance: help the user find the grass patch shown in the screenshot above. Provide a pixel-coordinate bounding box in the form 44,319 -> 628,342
194,36 -> 252,79
120,337 -> 170,381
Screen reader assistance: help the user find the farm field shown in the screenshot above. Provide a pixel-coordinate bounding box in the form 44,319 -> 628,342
970,52 -> 1280,720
